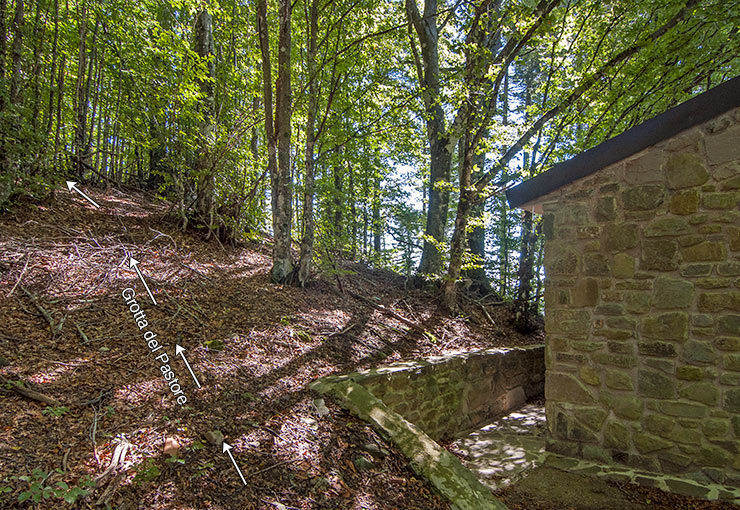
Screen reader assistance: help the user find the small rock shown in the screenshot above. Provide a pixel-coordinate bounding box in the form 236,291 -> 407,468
163,437 -> 180,457
312,398 -> 330,416
205,430 -> 224,448
360,443 -> 389,457
0,356 -> 9,367
353,456 -> 374,471
301,417 -> 318,430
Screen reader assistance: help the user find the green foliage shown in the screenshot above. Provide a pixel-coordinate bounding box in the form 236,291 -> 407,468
42,406 -> 69,417
16,468 -> 93,504
133,458 -> 161,485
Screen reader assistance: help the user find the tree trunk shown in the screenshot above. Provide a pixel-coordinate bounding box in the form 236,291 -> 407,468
461,134 -> 493,296
406,0 -> 451,276
442,143 -> 474,311
258,0 -> 294,283
9,0 -> 24,106
193,8 -> 216,232
297,0 -> 319,287
45,0 -> 59,135
73,5 -> 88,179
513,210 -> 536,332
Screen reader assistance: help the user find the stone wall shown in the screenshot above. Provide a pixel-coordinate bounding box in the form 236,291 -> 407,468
538,106 -> 740,487
317,345 -> 544,441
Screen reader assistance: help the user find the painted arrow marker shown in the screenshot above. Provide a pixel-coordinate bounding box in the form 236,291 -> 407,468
222,442 -> 246,485
175,344 -> 201,388
66,181 -> 100,208
129,257 -> 157,305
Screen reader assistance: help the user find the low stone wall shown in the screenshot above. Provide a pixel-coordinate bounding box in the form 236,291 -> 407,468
317,345 -> 544,441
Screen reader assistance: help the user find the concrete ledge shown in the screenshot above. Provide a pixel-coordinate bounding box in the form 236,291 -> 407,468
312,378 -> 508,510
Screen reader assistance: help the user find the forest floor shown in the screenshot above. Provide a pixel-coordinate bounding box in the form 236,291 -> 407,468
0,187 -> 736,510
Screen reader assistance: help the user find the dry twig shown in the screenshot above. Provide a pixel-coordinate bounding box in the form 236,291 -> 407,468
0,374 -> 62,407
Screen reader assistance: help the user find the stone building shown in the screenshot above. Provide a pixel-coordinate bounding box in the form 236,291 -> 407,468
506,76 -> 740,492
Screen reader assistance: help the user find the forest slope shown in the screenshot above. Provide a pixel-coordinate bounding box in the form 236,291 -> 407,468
0,187 -> 539,509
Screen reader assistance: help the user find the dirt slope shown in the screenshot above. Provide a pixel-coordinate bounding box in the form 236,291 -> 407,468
0,187 -> 539,509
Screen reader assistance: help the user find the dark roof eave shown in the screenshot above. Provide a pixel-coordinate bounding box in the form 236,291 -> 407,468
506,75 -> 740,209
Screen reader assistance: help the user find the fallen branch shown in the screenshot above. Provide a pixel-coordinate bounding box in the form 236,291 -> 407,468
75,322 -> 91,344
0,374 -> 62,407
94,439 -> 130,485
20,285 -> 59,338
7,253 -> 30,297
250,458 -> 298,477
348,292 -> 426,334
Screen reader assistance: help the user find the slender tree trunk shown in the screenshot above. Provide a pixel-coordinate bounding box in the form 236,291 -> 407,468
258,0 -> 294,283
30,0 -> 47,130
53,54 -> 66,170
193,8 -> 216,232
297,0 -> 319,287
406,0 -> 451,276
461,134 -> 493,296
372,182 -> 381,253
513,210 -> 536,332
73,5 -> 88,179
45,0 -> 59,135
9,0 -> 24,106
443,143 -> 474,311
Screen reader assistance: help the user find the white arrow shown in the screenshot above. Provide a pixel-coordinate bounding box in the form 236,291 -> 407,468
65,181 -> 100,208
129,257 -> 157,305
175,344 -> 201,388
222,442 -> 246,485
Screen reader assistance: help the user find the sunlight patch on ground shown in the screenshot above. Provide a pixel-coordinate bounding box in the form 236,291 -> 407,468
28,358 -> 92,384
450,402 -> 547,491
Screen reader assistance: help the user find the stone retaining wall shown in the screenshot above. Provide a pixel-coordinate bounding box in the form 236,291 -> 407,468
317,345 -> 544,441
537,106 -> 740,488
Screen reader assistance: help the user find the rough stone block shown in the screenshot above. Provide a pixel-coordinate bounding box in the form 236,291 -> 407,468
681,241 -> 727,262
680,263 -> 713,277
638,369 -> 676,399
592,352 -> 637,368
579,365 -> 601,386
670,189 -> 700,215
625,292 -> 651,313
546,372 -> 596,404
605,369 -> 634,390
719,262 -> 740,276
613,253 -> 635,279
676,366 -> 705,381
641,312 -> 689,341
642,239 -> 679,271
644,217 -> 691,237
645,413 -> 675,437
633,431 -> 673,454
730,226 -> 740,251
622,185 -> 665,210
679,382 -> 719,405
698,445 -> 733,467
715,337 -> 740,352
604,223 -> 640,252
706,124 -> 740,165
594,196 -> 617,222
601,392 -> 644,420
683,340 -> 718,365
638,341 -> 677,358
653,277 -> 694,309
546,309 -> 592,336
719,316 -> 740,336
725,354 -> 740,372
584,253 -> 610,276
604,421 -> 632,449
545,242 -> 580,275
702,192 -> 740,210
703,418 -> 730,440
657,400 -> 708,418
665,153 -> 710,189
